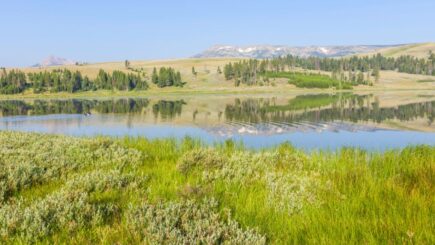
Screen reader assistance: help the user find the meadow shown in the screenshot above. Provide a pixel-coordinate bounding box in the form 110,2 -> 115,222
0,131 -> 433,244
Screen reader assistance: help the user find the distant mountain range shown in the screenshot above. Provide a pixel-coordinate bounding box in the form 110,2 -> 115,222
193,44 -> 405,58
32,56 -> 75,67
31,43 -> 421,68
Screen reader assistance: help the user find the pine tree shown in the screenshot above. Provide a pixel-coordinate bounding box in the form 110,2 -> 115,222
429,50 -> 435,61
224,63 -> 233,80
175,71 -> 182,86
152,67 -> 158,84
357,72 -> 364,84
372,67 -> 380,82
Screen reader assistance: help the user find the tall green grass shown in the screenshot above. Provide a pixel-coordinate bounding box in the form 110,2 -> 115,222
265,71 -> 353,89
0,131 -> 433,244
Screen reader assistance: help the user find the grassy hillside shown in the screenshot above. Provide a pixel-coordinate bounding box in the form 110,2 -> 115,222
0,131 -> 433,244
358,42 -> 435,59
13,58 -> 243,90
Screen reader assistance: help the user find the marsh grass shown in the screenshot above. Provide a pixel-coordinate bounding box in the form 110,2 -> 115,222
0,131 -> 433,244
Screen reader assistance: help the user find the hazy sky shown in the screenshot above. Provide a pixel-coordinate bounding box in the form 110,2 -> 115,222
1,0 -> 434,67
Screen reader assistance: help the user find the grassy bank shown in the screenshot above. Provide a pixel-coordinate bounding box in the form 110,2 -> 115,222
0,86 -> 349,100
1,86 -> 434,101
0,131 -> 434,244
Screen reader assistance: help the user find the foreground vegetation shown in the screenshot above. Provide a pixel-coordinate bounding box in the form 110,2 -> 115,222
0,131 -> 433,244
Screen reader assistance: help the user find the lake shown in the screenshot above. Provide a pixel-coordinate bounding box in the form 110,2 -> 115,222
1,91 -> 434,150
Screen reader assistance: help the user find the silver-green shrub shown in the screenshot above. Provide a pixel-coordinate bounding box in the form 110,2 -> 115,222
126,198 -> 266,244
0,190 -> 116,242
201,150 -> 322,215
0,170 -> 138,242
0,131 -> 142,203
64,170 -> 141,193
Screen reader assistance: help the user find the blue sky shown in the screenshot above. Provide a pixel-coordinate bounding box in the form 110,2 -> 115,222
1,0 -> 434,67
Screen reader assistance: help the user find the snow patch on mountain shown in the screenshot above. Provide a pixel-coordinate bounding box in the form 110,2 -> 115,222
194,44 -> 404,58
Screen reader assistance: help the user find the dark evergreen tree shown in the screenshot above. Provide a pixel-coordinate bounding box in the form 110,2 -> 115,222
372,66 -> 380,82
152,67 -> 158,84
154,67 -> 184,88
26,69 -> 147,93
0,69 -> 27,94
95,69 -> 111,89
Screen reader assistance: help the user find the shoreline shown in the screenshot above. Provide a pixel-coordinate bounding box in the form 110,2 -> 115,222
0,87 -> 434,100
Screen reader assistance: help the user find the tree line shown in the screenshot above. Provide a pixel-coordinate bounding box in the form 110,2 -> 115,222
222,52 -> 435,87
0,68 -> 150,94
268,53 -> 435,75
0,69 -> 27,94
223,59 -> 369,87
0,67 -> 191,94
94,69 -> 148,91
151,67 -> 184,88
27,69 -> 95,93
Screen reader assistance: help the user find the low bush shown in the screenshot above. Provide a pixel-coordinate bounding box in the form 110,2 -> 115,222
126,198 -> 266,244
0,169 -> 143,242
0,131 -> 142,203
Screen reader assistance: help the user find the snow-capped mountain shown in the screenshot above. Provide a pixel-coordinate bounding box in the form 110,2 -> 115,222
193,44 -> 404,58
33,56 -> 75,67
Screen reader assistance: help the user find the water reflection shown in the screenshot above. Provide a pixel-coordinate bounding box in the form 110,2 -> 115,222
0,94 -> 434,126
224,94 -> 434,126
0,93 -> 434,150
152,100 -> 186,120
0,98 -> 150,116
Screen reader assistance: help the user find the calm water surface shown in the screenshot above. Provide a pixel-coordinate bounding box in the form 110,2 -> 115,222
1,92 -> 434,150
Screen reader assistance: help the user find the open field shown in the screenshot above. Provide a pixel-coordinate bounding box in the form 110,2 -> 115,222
0,131 -> 433,244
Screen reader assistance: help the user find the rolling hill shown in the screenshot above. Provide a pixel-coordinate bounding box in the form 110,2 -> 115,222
356,42 -> 435,58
